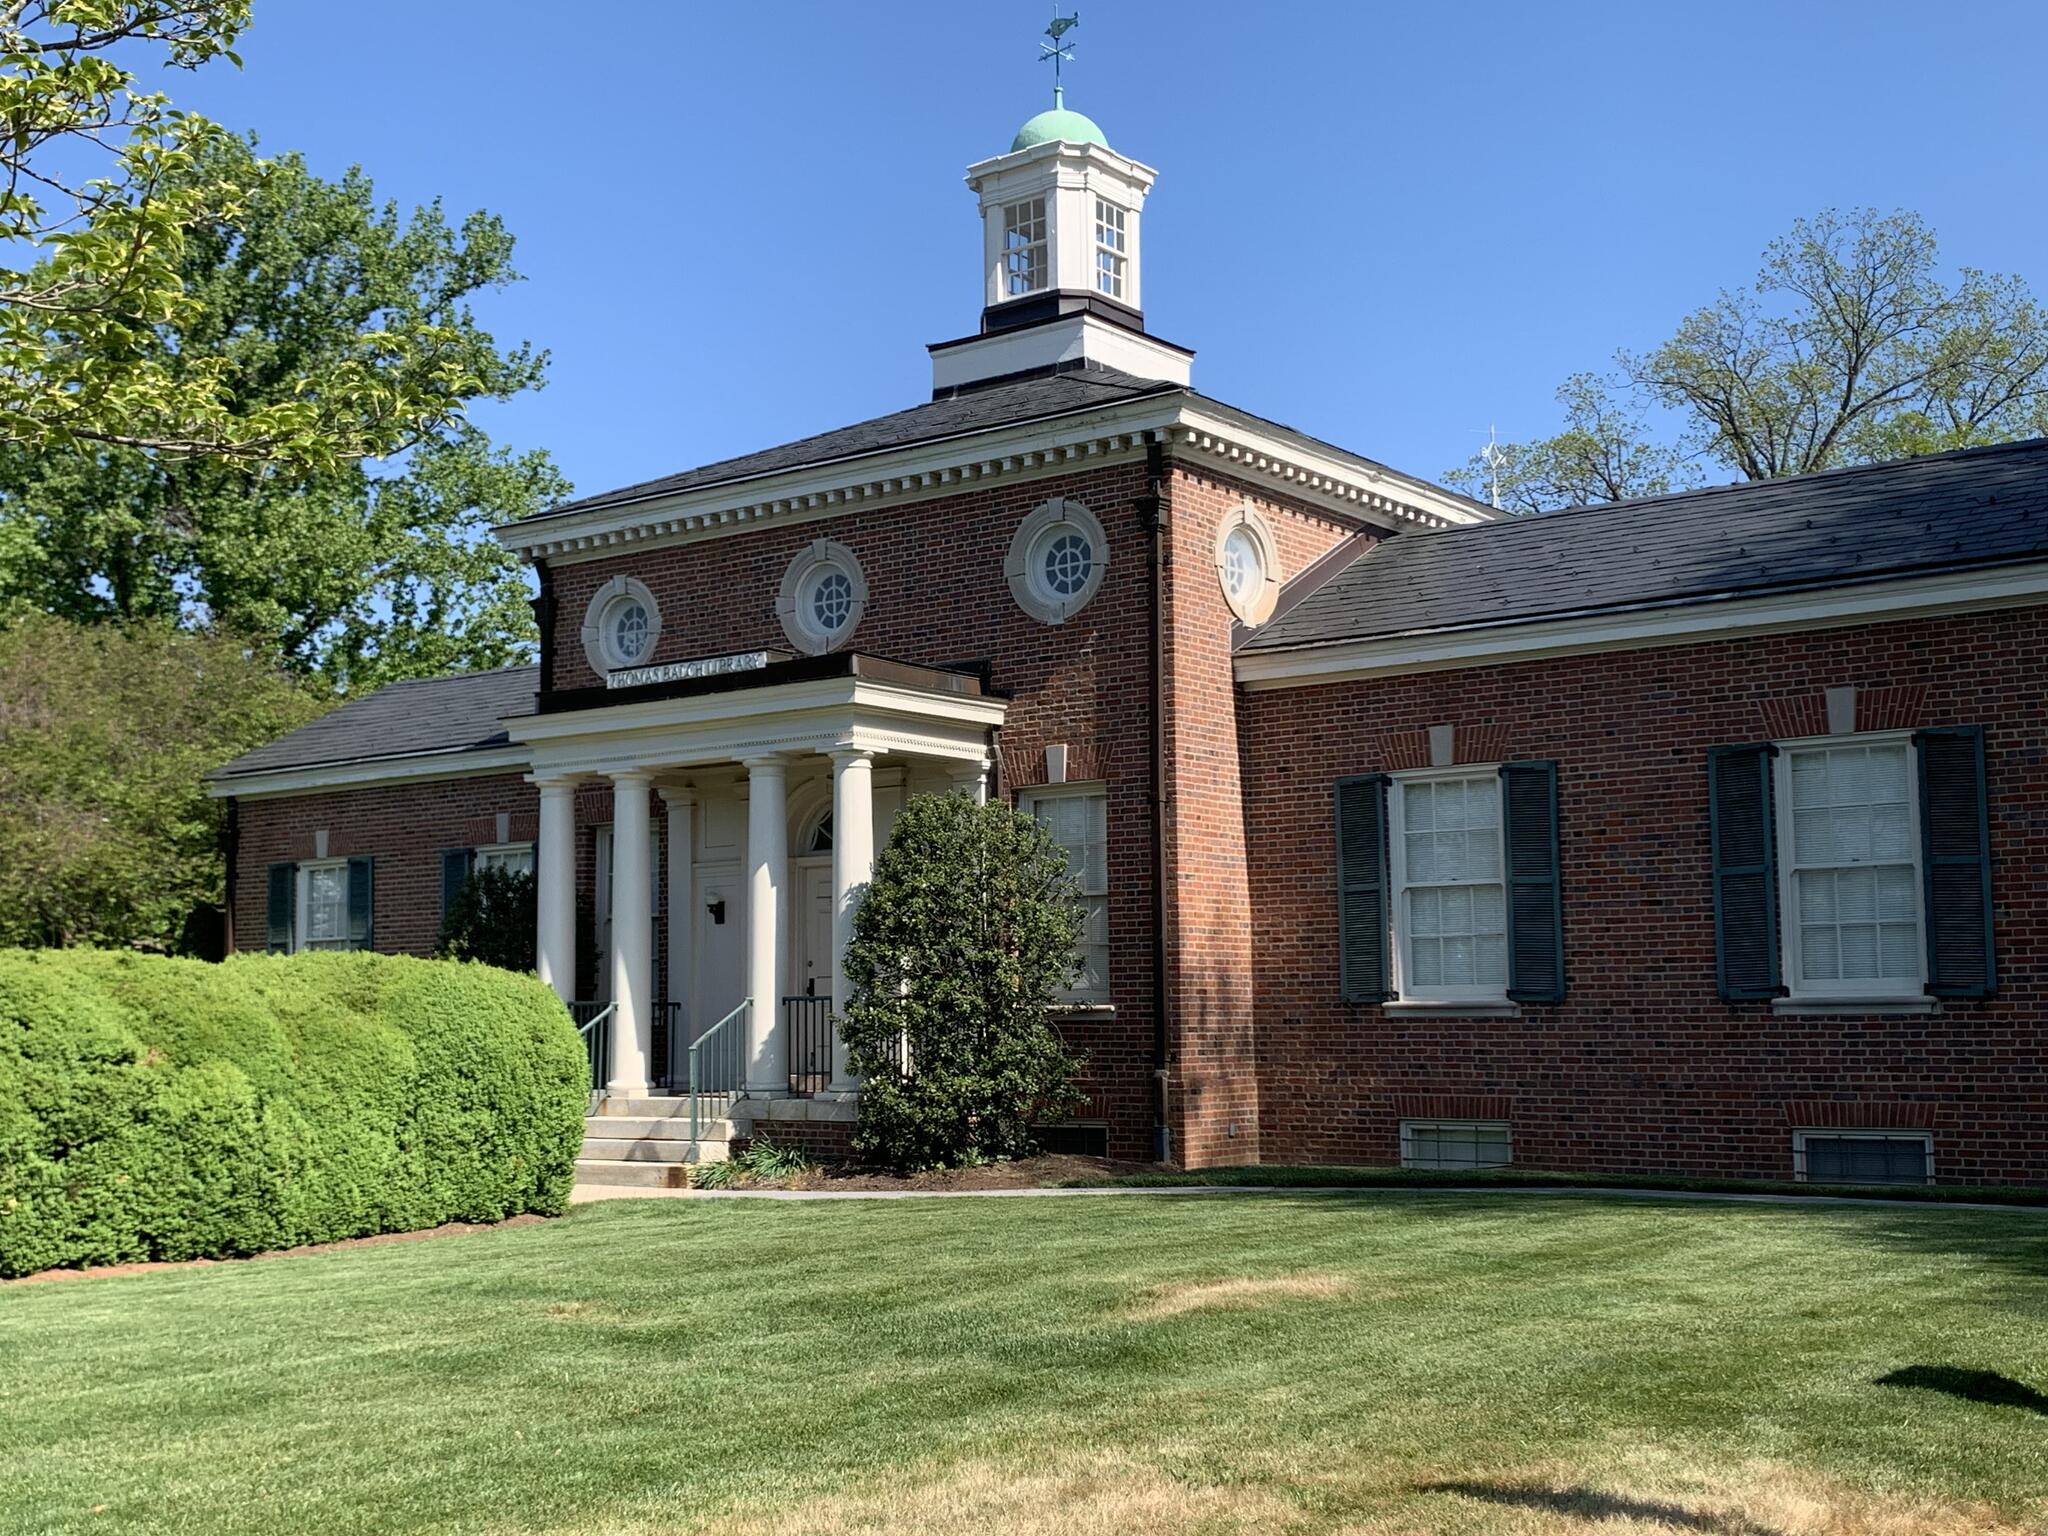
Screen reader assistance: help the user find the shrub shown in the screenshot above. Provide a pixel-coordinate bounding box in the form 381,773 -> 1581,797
0,949 -> 587,1278
840,793 -> 1084,1172
437,864 -> 537,972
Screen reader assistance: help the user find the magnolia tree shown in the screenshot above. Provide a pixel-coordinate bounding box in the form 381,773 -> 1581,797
839,793 -> 1086,1171
436,865 -> 536,974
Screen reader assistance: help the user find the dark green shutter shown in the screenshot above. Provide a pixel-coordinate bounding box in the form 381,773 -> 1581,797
1708,743 -> 1782,1000
347,857 -> 374,951
266,863 -> 296,954
1501,761 -> 1564,1003
1915,725 -> 1995,998
1335,774 -> 1392,1003
440,848 -> 473,922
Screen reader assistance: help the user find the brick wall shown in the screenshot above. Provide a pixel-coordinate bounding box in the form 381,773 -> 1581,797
1238,604 -> 2048,1185
232,774 -> 540,957
1161,464 -> 1358,1167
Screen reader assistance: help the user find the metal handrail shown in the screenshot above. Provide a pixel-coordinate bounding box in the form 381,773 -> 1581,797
688,998 -> 750,1148
574,1002 -> 617,1093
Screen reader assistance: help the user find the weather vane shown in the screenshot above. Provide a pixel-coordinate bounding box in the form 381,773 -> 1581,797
1040,10 -> 1079,105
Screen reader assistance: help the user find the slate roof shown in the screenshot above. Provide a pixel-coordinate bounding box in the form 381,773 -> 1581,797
510,365 -> 1489,526
1241,437 -> 2048,653
209,666 -> 538,780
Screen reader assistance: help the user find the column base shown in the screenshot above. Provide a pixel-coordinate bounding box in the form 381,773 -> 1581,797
817,1082 -> 862,1101
740,1086 -> 794,1100
605,1079 -> 653,1100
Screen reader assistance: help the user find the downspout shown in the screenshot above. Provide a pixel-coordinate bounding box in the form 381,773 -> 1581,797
1139,441 -> 1173,1164
531,560 -> 557,696
221,796 -> 239,958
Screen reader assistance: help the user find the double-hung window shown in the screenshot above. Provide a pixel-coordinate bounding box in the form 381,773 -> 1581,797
1093,198 -> 1127,299
1002,197 -> 1047,296
1020,784 -> 1110,1005
269,856 -> 374,954
299,860 -> 352,951
1779,737 -> 1922,999
1708,725 -> 1993,1002
475,842 -> 535,878
1389,770 -> 1508,1002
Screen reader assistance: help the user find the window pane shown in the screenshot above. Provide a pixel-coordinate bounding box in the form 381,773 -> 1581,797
1404,1122 -> 1511,1171
1805,1135 -> 1929,1185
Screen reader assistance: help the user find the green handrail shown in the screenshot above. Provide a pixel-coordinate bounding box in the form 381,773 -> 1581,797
689,997 -> 750,1149
574,1002 -> 616,1093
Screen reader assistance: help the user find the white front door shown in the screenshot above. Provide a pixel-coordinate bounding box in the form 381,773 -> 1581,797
791,859 -> 834,1002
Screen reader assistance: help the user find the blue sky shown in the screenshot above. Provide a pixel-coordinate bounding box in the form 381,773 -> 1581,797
174,0 -> 2048,502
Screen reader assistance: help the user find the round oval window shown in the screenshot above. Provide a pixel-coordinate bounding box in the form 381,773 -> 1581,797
808,568 -> 853,634
1222,526 -> 1261,601
1041,529 -> 1094,598
611,600 -> 650,662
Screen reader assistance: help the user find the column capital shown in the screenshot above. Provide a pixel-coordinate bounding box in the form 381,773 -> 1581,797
657,783 -> 698,808
527,771 -> 585,792
742,752 -> 789,773
828,744 -> 876,767
608,768 -> 657,787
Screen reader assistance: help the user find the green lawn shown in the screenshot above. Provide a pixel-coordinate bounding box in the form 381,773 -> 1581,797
4,1193 -> 2045,1536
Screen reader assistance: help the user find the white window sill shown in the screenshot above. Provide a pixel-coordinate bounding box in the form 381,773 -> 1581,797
1049,1002 -> 1116,1018
1382,999 -> 1522,1019
1774,996 -> 1936,1016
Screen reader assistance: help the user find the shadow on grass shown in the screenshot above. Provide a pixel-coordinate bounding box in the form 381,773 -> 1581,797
1416,1480 -> 1780,1534
1877,1365 -> 2048,1416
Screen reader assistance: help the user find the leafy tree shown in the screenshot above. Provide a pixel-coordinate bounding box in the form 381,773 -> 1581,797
437,864 -> 536,974
1448,210 -> 2048,512
0,3 -> 479,468
1449,375 -> 1696,516
0,611 -> 323,950
0,132 -> 562,688
839,793 -> 1086,1171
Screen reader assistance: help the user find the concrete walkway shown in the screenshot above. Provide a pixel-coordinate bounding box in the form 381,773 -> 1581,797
569,1181 -> 2042,1213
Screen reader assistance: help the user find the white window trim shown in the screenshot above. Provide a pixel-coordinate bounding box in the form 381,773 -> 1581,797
1791,1128 -> 1935,1185
1387,765 -> 1509,1005
1006,498 -> 1108,624
1018,781 -> 1111,1006
1772,730 -> 1926,1004
1002,196 -> 1048,298
474,841 -> 535,876
1400,1119 -> 1513,1171
296,857 -> 352,953
1093,197 -> 1127,300
775,539 -> 868,656
1213,504 -> 1282,626
580,575 -> 662,676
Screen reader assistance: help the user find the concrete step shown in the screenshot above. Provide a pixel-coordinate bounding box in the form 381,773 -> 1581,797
584,1114 -> 736,1141
593,1095 -> 688,1118
573,1158 -> 697,1189
581,1137 -> 729,1164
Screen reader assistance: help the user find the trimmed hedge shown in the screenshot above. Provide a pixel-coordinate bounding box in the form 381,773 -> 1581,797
0,949 -> 588,1278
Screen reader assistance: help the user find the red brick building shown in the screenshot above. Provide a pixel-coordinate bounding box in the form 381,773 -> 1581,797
211,102 -> 2048,1186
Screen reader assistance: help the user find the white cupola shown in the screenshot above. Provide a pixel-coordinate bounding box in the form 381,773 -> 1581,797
929,92 -> 1193,395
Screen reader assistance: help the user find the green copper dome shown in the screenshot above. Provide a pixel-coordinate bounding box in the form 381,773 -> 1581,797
1011,105 -> 1108,152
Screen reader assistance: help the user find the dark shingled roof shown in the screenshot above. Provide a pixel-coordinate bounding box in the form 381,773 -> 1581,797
209,666 -> 537,780
1241,437 -> 2048,653
510,365 -> 1490,526
518,369 -> 1183,524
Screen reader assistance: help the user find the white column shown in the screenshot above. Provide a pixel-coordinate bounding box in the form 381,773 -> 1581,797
660,786 -> 695,1040
606,771 -> 655,1098
827,747 -> 875,1095
951,757 -> 991,804
533,775 -> 579,1001
743,754 -> 789,1096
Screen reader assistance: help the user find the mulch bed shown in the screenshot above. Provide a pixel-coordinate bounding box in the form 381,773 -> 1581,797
740,1154 -> 1164,1192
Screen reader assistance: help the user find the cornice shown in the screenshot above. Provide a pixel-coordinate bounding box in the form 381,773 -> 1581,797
499,396 -> 1485,567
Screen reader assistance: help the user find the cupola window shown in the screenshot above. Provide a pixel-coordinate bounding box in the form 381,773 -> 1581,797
1003,197 -> 1048,296
1094,198 -> 1127,300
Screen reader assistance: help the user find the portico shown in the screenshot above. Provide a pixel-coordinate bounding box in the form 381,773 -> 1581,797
511,652 -> 1004,1106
